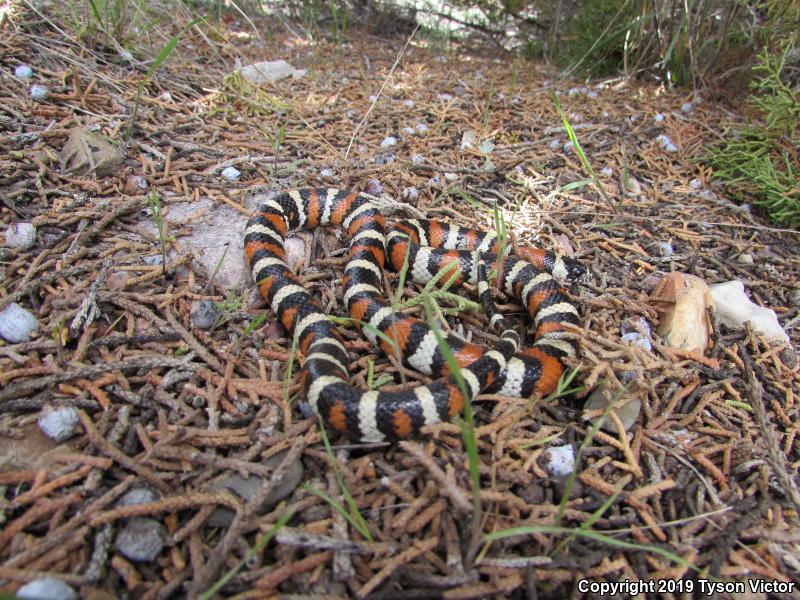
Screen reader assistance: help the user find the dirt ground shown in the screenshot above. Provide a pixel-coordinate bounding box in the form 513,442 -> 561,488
1,4 -> 799,599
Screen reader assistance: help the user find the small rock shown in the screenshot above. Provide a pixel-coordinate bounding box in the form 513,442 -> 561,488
709,280 -> 789,343
737,253 -> 754,265
414,123 -> 429,135
587,91 -> 598,99
460,130 -> 478,150
16,578 -> 77,600
621,331 -> 652,352
403,99 -> 415,108
115,517 -> 167,562
689,178 -> 703,189
221,166 -> 241,181
5,222 -> 37,250
365,178 -> 383,196
124,175 -> 148,195
401,187 -> 419,201
190,300 -> 219,330
444,172 -> 458,182
158,91 -> 173,102
699,189 -> 718,201
650,272 -> 712,353
545,444 -> 575,477
239,60 -> 306,83
563,142 -> 574,154
401,126 -> 415,136
29,84 -> 49,101
15,65 -> 34,79
654,113 -> 664,122
790,288 -> 800,307
621,315 -> 652,337
0,302 -> 38,342
600,166 -> 614,177
584,385 -> 642,432
208,450 -> 304,527
106,271 -> 130,291
142,255 -> 163,266
380,136 -> 397,148
568,87 -> 580,97
437,93 -> 453,102
319,168 -> 335,179
680,102 -> 693,113
411,154 -> 425,165
621,175 -> 642,197
656,134 -> 677,152
375,153 -> 396,165
118,487 -> 160,507
548,139 -> 561,151
38,406 -> 80,442
653,241 -> 673,258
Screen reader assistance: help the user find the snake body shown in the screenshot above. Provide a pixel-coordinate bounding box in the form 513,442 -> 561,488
244,188 -> 582,442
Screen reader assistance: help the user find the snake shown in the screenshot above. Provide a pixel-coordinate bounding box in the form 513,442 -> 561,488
244,188 -> 583,442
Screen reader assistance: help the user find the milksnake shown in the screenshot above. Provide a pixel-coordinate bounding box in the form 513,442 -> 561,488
244,188 -> 583,442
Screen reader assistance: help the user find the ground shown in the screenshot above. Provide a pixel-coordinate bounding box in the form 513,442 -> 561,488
1,4 -> 799,599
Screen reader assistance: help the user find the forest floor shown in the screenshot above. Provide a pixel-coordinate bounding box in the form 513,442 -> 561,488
1,3 -> 799,599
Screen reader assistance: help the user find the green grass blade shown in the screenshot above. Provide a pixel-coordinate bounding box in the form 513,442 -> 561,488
316,417 -> 373,540
198,508 -> 293,600
146,17 -> 204,78
485,525 -> 701,573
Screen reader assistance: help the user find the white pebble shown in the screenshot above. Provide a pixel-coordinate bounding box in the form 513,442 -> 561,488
653,241 -> 673,257
142,255 -> 163,266
402,186 -> 419,201
368,95 -> 378,102
563,142 -> 574,154
664,143 -> 678,152
38,406 -> 80,442
319,168 -> 335,178
587,91 -> 598,99
654,113 -> 664,122
29,84 -> 49,101
221,166 -> 241,181
17,578 -> 77,600
656,134 -> 673,149
401,126 -> 415,136
621,331 -> 652,352
699,189 -> 718,201
5,222 -> 37,250
681,102 -> 693,113
380,136 -> 397,148
437,93 -> 453,101
444,172 -> 458,182
158,91 -> 173,102
15,65 -> 33,79
411,154 -> 425,165
546,444 -> 575,477
568,87 -> 580,97
0,302 -> 38,342
689,178 -> 703,189
548,139 -> 561,150
403,99 -> 415,108
414,123 -> 429,135
600,166 -> 614,177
